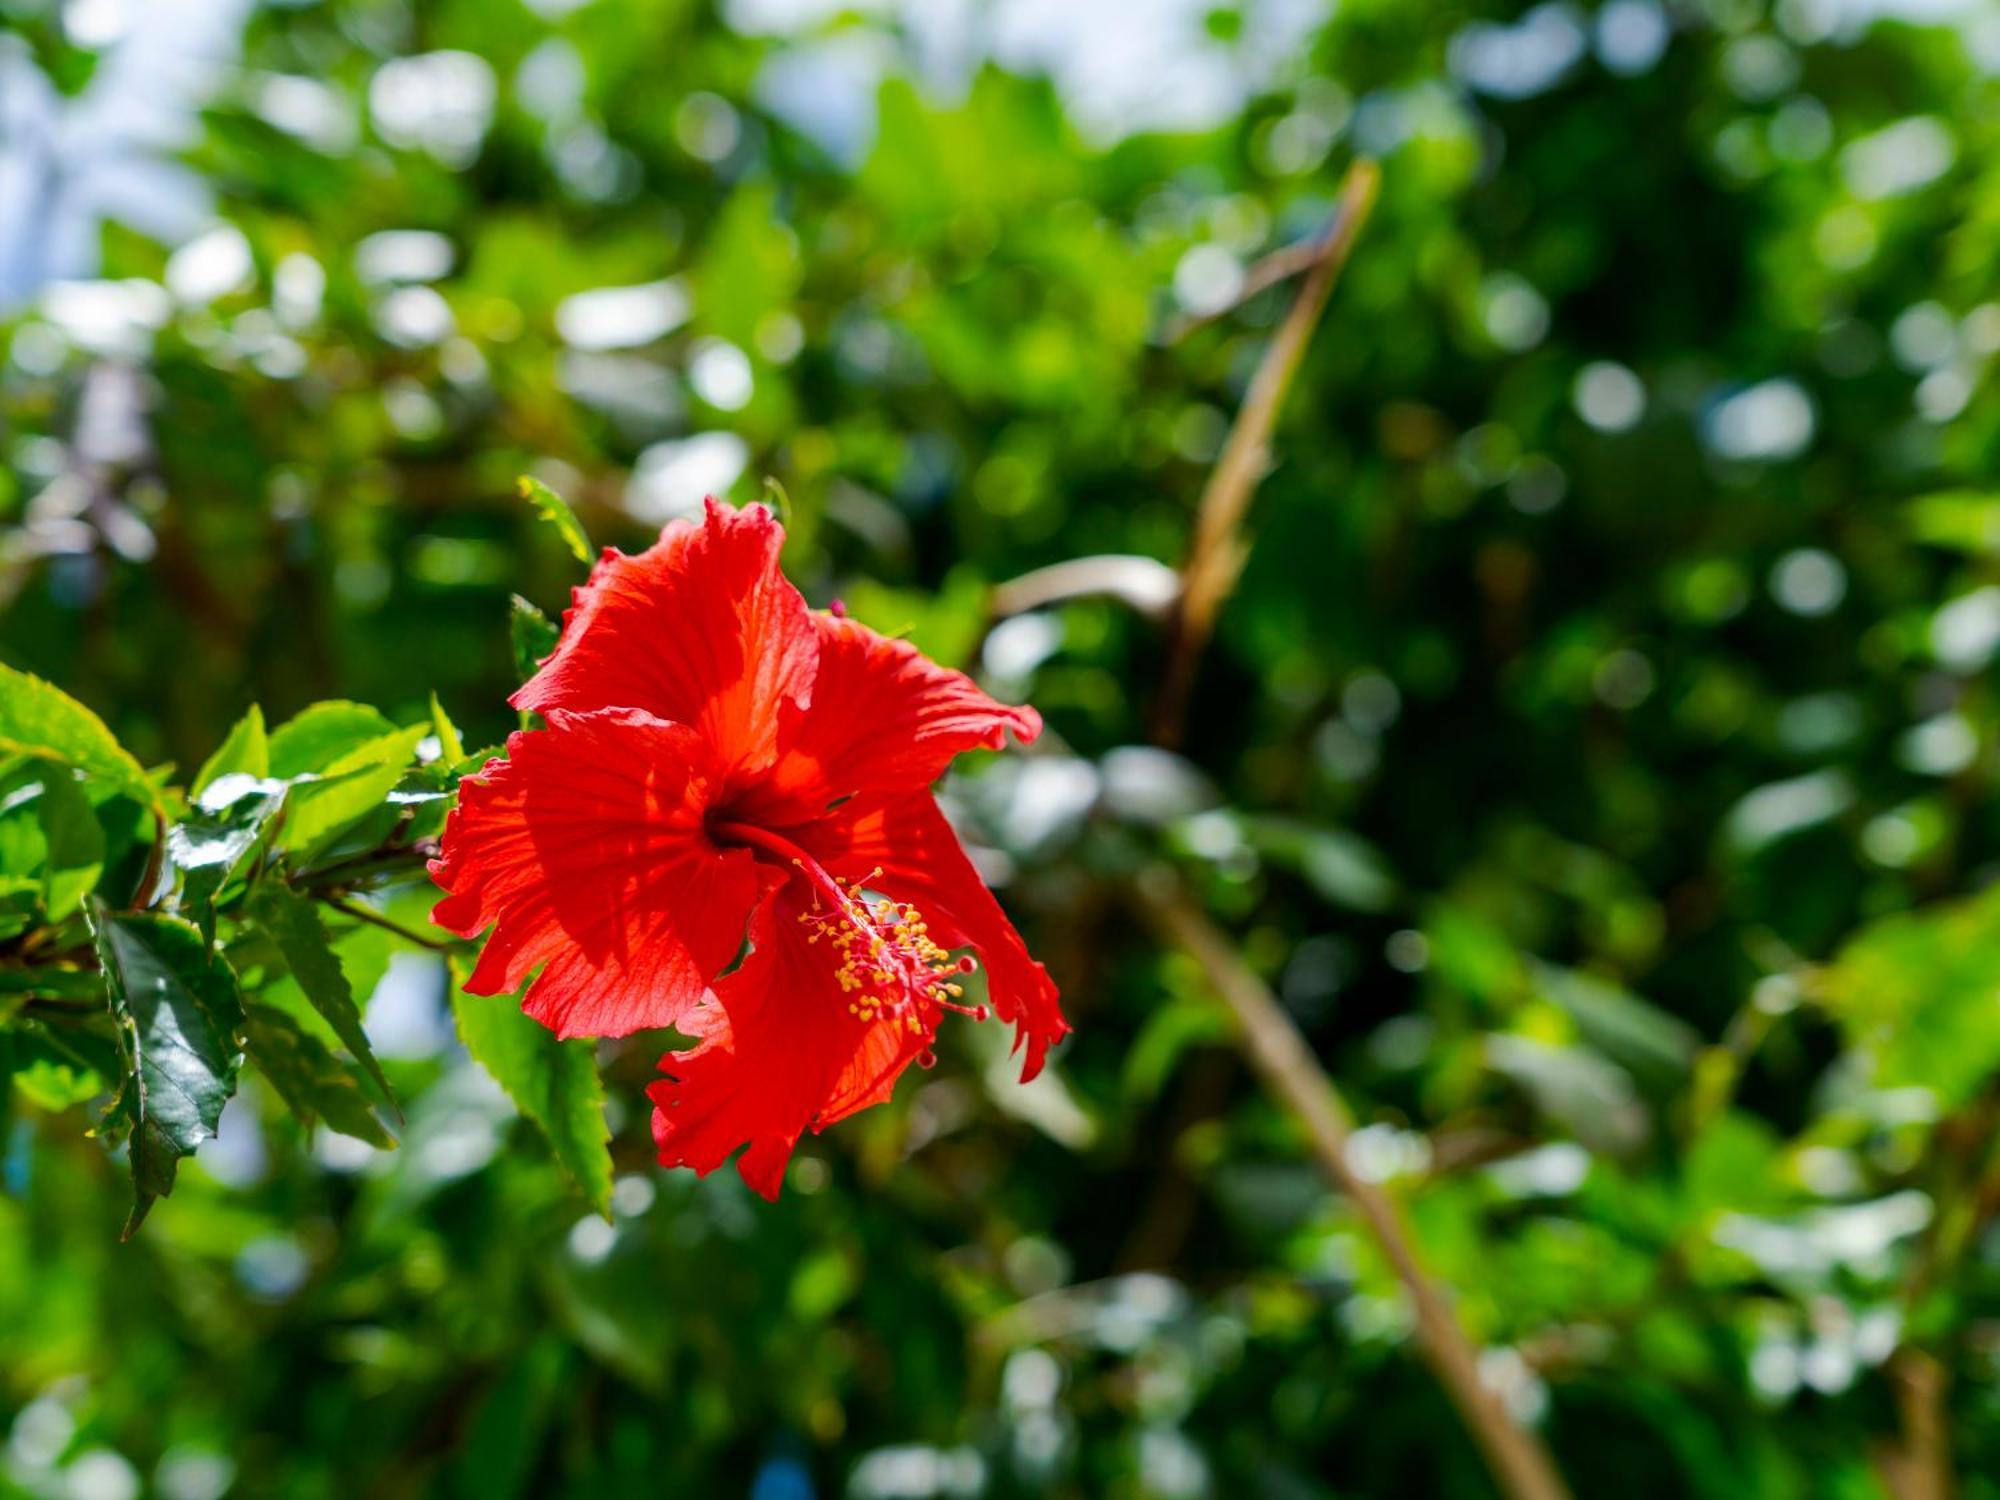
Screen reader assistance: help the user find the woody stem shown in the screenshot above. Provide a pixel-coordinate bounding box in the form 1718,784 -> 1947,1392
1135,878 -> 1575,1500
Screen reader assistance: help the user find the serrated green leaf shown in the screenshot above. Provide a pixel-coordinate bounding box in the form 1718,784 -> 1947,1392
248,882 -> 396,1114
268,701 -> 398,779
88,903 -> 245,1237
0,661 -> 162,814
281,725 -> 427,854
450,961 -> 611,1215
519,475 -> 594,565
509,596 -> 560,687
192,705 -> 269,798
36,767 -> 104,921
428,693 -> 466,765
244,1003 -> 396,1148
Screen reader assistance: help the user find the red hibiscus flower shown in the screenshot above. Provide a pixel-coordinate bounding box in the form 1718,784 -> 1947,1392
430,498 -> 1067,1198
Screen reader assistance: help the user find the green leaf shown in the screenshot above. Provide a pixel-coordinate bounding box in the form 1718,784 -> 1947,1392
1237,817 -> 1398,913
428,693 -> 466,765
1123,992 -> 1232,1100
519,475 -> 594,565
244,1003 -> 396,1148
281,725 -> 427,854
1817,883 -> 2000,1109
248,882 -> 397,1114
36,767 -> 104,920
509,595 -> 561,686
0,661 -> 161,814
168,776 -> 286,939
1905,490 -> 2000,553
1531,962 -> 1699,1092
192,706 -> 269,798
88,903 -> 245,1237
1487,1033 -> 1647,1157
450,962 -> 611,1215
267,701 -> 398,779
2,1024 -> 110,1112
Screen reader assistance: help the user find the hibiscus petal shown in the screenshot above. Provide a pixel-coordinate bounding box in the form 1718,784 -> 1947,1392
742,614 -> 1041,823
513,498 -> 817,780
648,886 -> 935,1199
429,708 -> 766,1039
800,792 -> 1069,1081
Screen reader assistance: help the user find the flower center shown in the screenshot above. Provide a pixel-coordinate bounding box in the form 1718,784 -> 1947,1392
707,819 -> 985,1034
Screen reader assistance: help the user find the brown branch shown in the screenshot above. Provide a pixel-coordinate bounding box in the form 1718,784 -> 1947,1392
1153,159 -> 1380,747
1134,878 -> 1574,1500
1161,235 -> 1342,343
1875,1351 -> 1953,1500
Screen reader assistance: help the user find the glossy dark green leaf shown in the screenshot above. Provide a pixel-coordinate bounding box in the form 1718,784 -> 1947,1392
88,903 -> 244,1236
168,775 -> 286,938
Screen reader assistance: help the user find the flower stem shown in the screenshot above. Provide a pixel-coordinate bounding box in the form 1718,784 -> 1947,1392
1135,879 -> 1574,1500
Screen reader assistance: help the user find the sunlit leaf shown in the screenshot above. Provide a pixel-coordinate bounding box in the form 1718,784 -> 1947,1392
0,661 -> 161,814
519,475 -> 593,566
267,701 -> 399,779
450,961 -> 611,1215
192,705 -> 269,798
281,725 -> 427,854
35,767 -> 104,921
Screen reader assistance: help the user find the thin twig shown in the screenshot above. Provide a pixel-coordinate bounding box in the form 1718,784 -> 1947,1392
1153,159 -> 1380,747
1161,235 -> 1341,343
1134,878 -> 1574,1500
990,554 -> 1183,624
320,895 -> 454,953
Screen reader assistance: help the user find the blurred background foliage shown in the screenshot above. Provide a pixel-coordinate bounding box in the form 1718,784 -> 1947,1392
5,0 -> 2000,1495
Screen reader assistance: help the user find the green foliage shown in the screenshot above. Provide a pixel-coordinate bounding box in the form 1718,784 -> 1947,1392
5,0 -> 2000,1494
191,705 -> 269,797
449,965 -> 614,1216
242,1003 -> 395,1149
0,663 -> 161,815
89,905 -> 245,1236
248,883 -> 397,1114
1818,886 -> 2000,1107
519,476 -> 595,567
